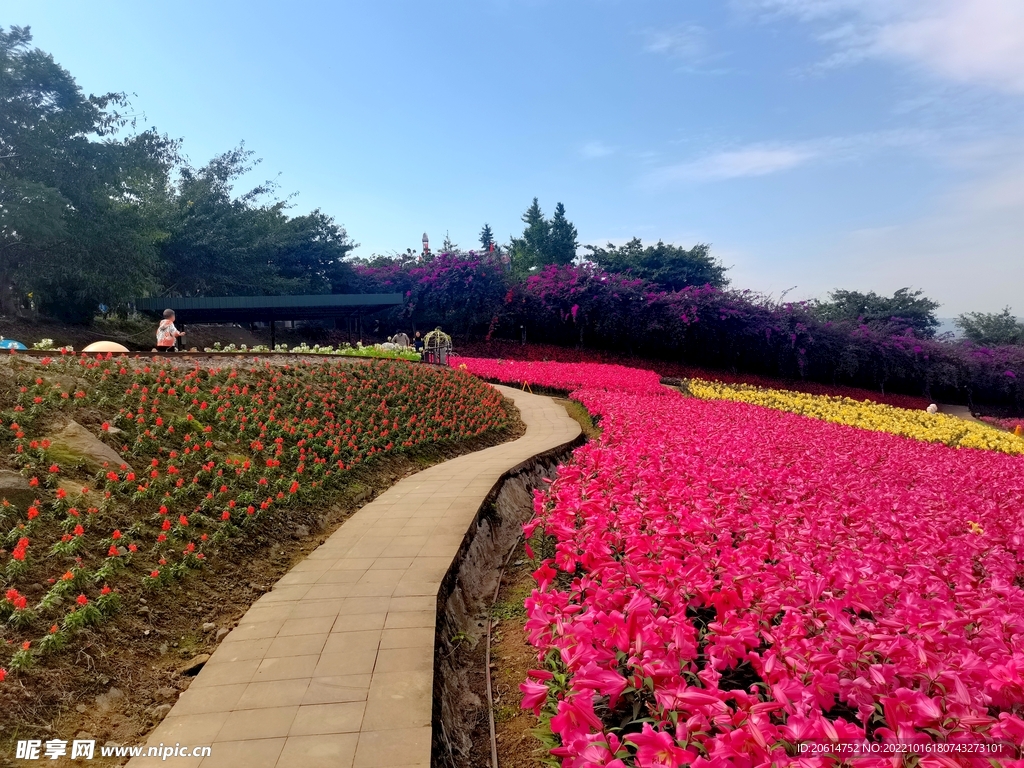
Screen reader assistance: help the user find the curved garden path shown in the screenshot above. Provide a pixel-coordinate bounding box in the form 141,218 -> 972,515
937,404 -> 982,423
128,385 -> 581,768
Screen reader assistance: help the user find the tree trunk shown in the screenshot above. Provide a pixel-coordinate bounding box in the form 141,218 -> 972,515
0,268 -> 22,317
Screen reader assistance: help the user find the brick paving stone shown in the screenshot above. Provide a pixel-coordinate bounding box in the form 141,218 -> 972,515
129,386 -> 580,768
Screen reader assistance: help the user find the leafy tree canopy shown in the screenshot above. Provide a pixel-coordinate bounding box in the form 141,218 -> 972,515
812,287 -> 940,337
129,146 -> 357,299
0,26 -> 356,321
1,25 -> 178,321
956,308 -> 1024,346
509,198 -> 578,274
583,238 -> 728,291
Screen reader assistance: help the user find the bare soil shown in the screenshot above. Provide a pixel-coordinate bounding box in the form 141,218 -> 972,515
490,541 -> 547,768
0,315 -> 394,355
0,315 -> 265,353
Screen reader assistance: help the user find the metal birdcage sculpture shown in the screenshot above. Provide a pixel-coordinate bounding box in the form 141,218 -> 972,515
423,327 -> 452,365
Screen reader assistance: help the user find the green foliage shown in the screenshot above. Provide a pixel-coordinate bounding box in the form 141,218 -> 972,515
0,26 -> 176,321
7,608 -> 36,629
62,602 -> 102,631
560,399 -> 600,441
479,223 -> 495,251
956,308 -> 1024,346
35,628 -> 67,655
0,26 -> 356,323
812,287 -> 940,338
160,147 -> 355,297
510,197 -> 549,274
7,645 -> 33,671
584,237 -> 728,291
509,198 -> 579,273
548,203 -> 579,266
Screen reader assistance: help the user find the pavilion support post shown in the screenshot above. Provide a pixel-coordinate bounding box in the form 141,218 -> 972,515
270,319 -> 276,350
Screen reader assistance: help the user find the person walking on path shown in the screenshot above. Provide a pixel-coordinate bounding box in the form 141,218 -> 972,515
156,309 -> 185,352
413,331 -> 424,360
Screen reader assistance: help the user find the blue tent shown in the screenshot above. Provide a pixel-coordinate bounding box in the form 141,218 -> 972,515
0,339 -> 28,350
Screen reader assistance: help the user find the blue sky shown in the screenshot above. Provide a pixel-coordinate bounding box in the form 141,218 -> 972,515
6,0 -> 1024,314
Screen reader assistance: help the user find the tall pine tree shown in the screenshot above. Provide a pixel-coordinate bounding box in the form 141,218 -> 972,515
521,198 -> 548,254
510,197 -> 550,274
441,231 -> 458,254
479,223 -> 495,251
548,202 -> 579,265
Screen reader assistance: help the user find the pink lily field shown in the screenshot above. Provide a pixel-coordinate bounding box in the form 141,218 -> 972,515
0,353 -> 510,686
456,357 -> 1024,767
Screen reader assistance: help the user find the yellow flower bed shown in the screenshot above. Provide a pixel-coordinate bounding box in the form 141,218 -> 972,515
686,379 -> 1024,455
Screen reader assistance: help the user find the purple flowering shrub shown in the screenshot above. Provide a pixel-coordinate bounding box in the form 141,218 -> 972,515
351,257 -> 1023,411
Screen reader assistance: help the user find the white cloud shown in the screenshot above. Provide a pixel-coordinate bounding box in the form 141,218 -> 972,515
743,0 -> 1024,93
724,143 -> 1024,314
644,25 -> 709,63
655,145 -> 817,182
877,2 -> 1024,93
580,140 -> 614,159
645,130 -> 930,184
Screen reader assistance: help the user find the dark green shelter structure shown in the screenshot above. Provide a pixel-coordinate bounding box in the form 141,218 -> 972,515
134,294 -> 403,346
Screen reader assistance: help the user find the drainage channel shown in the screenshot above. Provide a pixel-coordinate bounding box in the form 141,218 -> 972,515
432,438 -> 583,768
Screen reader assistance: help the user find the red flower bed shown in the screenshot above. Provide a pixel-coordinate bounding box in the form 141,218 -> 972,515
0,355 -> 509,678
456,340 -> 932,411
454,358 -> 665,398
456,357 -> 1024,766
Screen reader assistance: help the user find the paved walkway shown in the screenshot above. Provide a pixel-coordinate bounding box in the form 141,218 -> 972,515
937,404 -> 982,424
129,385 -> 581,768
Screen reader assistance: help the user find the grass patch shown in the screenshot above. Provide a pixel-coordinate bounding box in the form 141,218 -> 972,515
555,398 -> 600,440
173,630 -> 204,659
492,571 -> 533,621
494,703 -> 520,724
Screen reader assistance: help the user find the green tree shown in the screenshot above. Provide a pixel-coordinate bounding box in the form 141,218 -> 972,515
812,287 -> 940,337
548,202 -> 579,265
479,223 -> 495,252
955,307 -> 1024,346
157,147 -> 356,297
0,25 -> 177,321
509,197 -> 549,274
272,209 -> 356,294
159,148 -> 282,296
584,238 -> 727,291
441,231 -> 458,254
